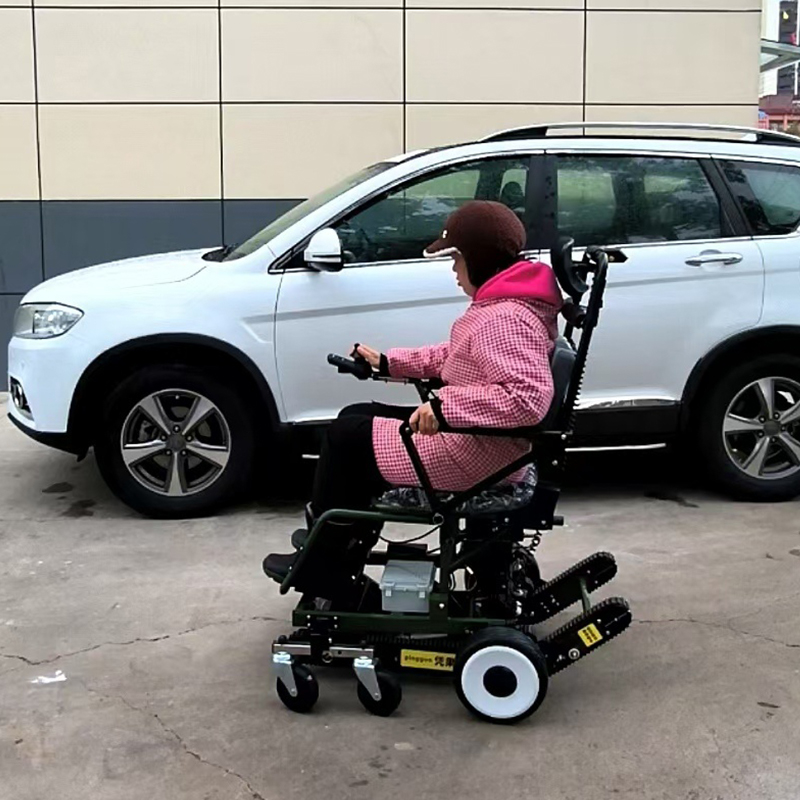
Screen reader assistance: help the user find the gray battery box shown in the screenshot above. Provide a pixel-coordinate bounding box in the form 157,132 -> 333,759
379,560 -> 436,614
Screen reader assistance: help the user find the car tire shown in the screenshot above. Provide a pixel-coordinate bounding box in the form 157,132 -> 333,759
695,354 -> 800,502
95,364 -> 257,518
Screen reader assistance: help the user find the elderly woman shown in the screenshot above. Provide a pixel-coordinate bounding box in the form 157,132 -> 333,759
264,200 -> 562,597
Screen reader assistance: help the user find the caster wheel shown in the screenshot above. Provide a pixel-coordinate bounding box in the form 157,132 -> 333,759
455,627 -> 548,724
276,664 -> 319,713
356,669 -> 402,717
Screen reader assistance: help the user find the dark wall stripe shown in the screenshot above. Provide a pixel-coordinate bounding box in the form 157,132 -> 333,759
0,100 -> 759,106
218,0 -> 226,244
582,0 -> 587,123
402,0 -> 407,152
0,4 -> 764,7
41,200 -> 224,279
30,3 -> 45,286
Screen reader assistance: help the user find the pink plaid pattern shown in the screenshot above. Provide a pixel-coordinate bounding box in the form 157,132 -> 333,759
373,297 -> 557,491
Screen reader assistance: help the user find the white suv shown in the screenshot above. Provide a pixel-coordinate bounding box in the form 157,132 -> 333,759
8,122 -> 800,517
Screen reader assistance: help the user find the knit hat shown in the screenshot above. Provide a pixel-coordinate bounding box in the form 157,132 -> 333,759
423,200 -> 527,287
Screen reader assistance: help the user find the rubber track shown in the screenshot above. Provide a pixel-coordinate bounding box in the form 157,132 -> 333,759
524,550 -> 617,622
542,596 -> 632,675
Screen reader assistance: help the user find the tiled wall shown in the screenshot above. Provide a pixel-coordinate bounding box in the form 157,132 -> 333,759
1,0 -> 762,373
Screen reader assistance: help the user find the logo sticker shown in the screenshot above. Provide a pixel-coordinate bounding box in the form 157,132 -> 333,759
577,623 -> 603,647
400,649 -> 456,672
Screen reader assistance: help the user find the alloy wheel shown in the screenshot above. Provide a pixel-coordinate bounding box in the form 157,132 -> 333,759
723,376 -> 800,481
120,389 -> 231,496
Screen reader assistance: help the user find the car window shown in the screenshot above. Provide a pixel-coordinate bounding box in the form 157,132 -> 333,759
334,157 -> 530,264
556,155 -> 727,247
720,160 -> 800,236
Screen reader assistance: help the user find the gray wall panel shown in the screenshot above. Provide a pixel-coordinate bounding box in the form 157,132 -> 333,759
42,200 -> 224,279
0,202 -> 42,294
223,199 -> 302,249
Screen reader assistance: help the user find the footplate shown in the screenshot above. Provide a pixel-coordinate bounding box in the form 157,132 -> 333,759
522,551 -> 617,624
540,596 -> 631,675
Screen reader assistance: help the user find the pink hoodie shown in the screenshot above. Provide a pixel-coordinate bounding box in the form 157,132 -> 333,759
373,260 -> 562,491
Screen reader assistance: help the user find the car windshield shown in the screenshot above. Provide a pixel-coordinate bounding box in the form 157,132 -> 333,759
223,162 -> 395,261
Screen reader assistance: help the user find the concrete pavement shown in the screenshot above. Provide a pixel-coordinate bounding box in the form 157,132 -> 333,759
1,393 -> 799,800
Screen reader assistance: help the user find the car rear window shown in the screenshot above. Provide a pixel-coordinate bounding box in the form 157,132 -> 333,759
720,160 -> 800,236
556,155 -> 726,247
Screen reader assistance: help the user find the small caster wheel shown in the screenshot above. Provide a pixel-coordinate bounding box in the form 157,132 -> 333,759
276,664 -> 319,713
356,669 -> 402,717
455,627 -> 548,724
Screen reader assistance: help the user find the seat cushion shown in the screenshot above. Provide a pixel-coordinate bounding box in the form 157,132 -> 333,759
375,464 -> 538,516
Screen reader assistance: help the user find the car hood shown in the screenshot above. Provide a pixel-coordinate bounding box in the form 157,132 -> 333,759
24,248 -> 213,302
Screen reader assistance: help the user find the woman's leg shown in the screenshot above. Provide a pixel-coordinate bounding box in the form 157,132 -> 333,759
312,413 -> 388,513
264,414 -> 388,596
265,413 -> 392,592
338,402 -> 414,423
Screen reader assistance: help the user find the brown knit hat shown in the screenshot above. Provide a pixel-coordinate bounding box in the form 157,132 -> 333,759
424,200 -> 526,287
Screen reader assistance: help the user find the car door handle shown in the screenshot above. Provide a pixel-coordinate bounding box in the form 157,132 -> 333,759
685,251 -> 743,267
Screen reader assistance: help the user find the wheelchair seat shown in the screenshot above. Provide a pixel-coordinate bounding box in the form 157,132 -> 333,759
375,464 -> 538,516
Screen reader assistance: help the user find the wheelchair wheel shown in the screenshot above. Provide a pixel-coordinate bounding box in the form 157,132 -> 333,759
454,627 -> 548,724
356,669 -> 402,717
276,664 -> 319,713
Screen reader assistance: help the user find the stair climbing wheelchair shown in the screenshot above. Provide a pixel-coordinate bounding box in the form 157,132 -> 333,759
264,240 -> 632,723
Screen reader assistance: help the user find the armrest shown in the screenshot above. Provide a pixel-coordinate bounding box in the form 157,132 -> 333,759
435,420 -> 543,438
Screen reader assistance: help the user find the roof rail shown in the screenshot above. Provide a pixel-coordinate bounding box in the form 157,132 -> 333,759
480,121 -> 800,147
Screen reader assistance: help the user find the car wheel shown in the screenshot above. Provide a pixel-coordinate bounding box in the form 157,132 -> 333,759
95,364 -> 257,518
695,354 -> 800,501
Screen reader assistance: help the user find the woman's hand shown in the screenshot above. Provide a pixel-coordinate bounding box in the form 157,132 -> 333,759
355,344 -> 382,369
409,402 -> 439,436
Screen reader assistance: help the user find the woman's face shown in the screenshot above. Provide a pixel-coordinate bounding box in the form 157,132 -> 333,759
453,252 -> 476,298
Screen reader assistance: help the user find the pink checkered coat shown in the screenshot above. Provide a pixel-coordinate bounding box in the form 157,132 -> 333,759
373,260 -> 563,491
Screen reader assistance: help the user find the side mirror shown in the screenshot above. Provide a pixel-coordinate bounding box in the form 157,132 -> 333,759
304,228 -> 343,272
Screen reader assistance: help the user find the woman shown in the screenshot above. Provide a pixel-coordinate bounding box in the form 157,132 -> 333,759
264,200 -> 563,595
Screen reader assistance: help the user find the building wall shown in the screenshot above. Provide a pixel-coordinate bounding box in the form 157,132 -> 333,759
1,0 -> 763,373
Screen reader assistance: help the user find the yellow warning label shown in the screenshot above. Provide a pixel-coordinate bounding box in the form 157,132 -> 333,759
400,649 -> 456,672
577,623 -> 603,647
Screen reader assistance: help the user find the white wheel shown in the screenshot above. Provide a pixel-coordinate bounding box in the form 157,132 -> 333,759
455,628 -> 548,723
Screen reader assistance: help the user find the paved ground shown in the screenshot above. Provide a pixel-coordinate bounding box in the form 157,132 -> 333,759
1,394 -> 799,800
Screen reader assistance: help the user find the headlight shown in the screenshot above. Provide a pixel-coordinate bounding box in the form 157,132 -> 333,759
13,303 -> 84,339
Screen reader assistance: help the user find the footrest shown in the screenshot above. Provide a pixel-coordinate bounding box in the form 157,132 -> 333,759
540,596 -> 632,675
523,551 -> 617,624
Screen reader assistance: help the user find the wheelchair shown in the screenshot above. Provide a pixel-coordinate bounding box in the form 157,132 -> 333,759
264,240 -> 632,723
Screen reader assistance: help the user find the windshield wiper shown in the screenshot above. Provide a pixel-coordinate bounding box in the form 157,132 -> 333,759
202,243 -> 238,262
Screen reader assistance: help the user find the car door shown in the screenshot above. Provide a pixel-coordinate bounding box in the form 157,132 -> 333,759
274,155 -> 537,423
717,156 -> 800,327
540,151 -> 765,418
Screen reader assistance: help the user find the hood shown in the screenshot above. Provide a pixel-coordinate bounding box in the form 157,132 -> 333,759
474,260 -> 563,308
25,248 -> 212,302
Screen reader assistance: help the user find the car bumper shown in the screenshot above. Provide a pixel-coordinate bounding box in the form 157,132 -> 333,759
7,412 -> 84,455
7,331 -> 91,438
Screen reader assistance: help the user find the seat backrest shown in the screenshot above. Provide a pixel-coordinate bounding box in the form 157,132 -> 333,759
536,337 -> 575,431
